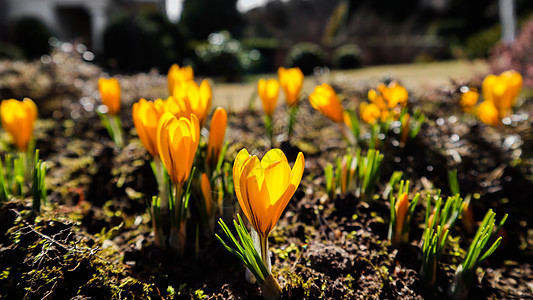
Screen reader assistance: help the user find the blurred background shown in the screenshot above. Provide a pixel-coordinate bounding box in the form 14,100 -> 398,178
0,0 -> 533,81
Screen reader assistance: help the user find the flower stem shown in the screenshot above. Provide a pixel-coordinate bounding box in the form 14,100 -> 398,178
153,157 -> 168,211
260,234 -> 271,274
265,115 -> 274,147
287,105 -> 298,140
108,114 -> 124,147
260,274 -> 281,300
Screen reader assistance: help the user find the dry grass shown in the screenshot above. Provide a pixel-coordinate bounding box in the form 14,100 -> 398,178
212,60 -> 489,111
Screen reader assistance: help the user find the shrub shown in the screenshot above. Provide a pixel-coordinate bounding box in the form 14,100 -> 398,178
193,31 -> 263,81
13,17 -> 52,59
285,42 -> 325,75
490,16 -> 533,87
103,11 -> 185,72
333,44 -> 362,69
463,24 -> 501,59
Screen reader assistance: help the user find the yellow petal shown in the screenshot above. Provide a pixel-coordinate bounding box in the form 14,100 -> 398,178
133,98 -> 163,157
268,151 -> 305,234
260,148 -> 288,169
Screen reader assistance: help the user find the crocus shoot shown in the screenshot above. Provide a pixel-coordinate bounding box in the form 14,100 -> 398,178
388,180 -> 419,246
420,192 -> 463,287
98,77 -> 124,147
449,209 -> 507,299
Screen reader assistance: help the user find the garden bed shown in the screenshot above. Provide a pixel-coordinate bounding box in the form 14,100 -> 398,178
0,52 -> 532,299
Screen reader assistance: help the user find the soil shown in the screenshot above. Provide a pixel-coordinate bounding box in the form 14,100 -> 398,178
0,50 -> 532,299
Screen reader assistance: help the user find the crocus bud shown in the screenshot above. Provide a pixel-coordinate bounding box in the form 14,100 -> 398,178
258,79 -> 280,117
0,98 -> 38,152
278,67 -> 304,107
395,192 -> 410,240
98,77 -> 121,115
206,107 -> 227,169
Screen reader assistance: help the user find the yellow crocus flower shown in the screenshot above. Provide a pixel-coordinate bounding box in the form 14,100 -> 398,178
184,80 -> 212,127
0,98 -> 38,151
482,70 -> 522,118
309,83 -> 344,123
477,100 -> 500,126
206,107 -> 227,168
382,81 -> 408,108
460,87 -> 479,112
233,148 -> 304,238
98,77 -> 121,115
278,67 -> 304,107
359,102 -> 381,124
157,112 -> 200,186
132,98 -> 166,157
258,79 -> 280,117
168,64 -> 194,96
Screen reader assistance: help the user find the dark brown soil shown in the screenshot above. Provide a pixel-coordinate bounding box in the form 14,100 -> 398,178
0,51 -> 532,300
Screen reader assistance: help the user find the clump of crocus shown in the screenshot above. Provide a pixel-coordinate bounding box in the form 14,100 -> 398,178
388,180 -> 419,246
278,67 -> 304,138
420,192 -> 464,287
1,98 -> 38,153
449,209 -> 507,299
258,79 -> 280,146
157,112 -> 200,253
363,81 -> 408,122
324,148 -> 383,201
168,64 -> 194,96
358,81 -> 423,148
98,77 -> 124,147
477,70 -> 523,126
217,148 -> 305,300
